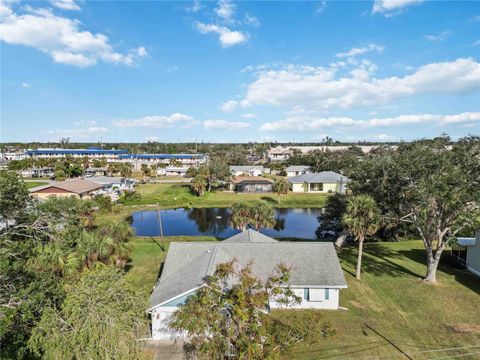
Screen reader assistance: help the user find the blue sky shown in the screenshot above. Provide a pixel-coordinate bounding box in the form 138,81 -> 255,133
1,0 -> 479,143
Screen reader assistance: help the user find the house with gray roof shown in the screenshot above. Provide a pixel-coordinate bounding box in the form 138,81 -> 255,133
148,229 -> 347,340
285,165 -> 311,177
230,165 -> 264,177
288,171 -> 349,194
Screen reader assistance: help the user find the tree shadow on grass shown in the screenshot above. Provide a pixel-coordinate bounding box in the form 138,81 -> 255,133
260,196 -> 278,205
398,249 -> 480,295
338,243 -> 423,279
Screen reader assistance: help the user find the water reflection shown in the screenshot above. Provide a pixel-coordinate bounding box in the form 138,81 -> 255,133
131,208 -> 323,240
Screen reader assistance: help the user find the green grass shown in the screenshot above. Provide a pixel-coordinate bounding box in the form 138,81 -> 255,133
123,183 -> 328,208
24,181 -> 49,189
128,237 -> 480,359
276,241 -> 480,359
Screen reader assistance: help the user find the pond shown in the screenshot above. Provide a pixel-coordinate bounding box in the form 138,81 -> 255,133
131,208 -> 323,240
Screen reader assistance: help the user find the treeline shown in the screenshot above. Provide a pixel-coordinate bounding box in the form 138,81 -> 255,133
0,173 -> 145,359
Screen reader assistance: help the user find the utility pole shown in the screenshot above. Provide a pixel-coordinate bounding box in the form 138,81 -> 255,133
156,202 -> 165,251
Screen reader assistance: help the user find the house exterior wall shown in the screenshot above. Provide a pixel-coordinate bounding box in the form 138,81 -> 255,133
32,190 -> 80,199
269,287 -> 340,310
150,287 -> 341,340
291,182 -> 338,193
466,231 -> 480,276
232,169 -> 263,177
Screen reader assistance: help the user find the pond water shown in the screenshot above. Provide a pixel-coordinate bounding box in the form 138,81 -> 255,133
131,208 -> 323,240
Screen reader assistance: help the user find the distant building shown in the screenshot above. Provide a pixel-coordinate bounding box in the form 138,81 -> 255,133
29,179 -> 103,199
85,167 -> 108,177
285,165 -> 311,177
156,167 -> 189,177
20,167 -> 54,178
87,176 -> 134,193
229,176 -> 274,193
1,150 -> 27,162
118,154 -> 207,171
288,171 -> 349,194
230,165 -> 264,177
268,145 -> 395,162
147,229 -> 347,340
26,147 -> 128,160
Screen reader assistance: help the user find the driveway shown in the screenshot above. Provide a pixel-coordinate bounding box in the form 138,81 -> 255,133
142,340 -> 190,360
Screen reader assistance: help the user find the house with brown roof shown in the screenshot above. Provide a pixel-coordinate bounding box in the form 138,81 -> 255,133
29,178 -> 103,199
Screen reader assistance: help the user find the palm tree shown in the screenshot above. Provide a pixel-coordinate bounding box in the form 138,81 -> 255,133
191,174 -> 207,196
231,201 -> 275,230
273,178 -> 290,204
342,195 -> 381,280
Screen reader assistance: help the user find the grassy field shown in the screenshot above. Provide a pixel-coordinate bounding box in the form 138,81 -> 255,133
24,181 -> 49,189
123,183 -> 328,208
128,237 -> 480,359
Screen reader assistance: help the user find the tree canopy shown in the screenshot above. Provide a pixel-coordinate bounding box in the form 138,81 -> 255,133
169,260 -> 310,359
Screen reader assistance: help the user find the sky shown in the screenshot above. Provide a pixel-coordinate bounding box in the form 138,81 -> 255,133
1,0 -> 479,143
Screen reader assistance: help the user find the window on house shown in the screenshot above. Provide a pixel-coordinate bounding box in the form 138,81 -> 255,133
309,183 -> 324,191
308,288 -> 325,301
304,288 -> 309,301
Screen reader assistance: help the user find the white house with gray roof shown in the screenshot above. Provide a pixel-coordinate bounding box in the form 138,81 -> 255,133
230,165 -> 264,177
285,165 -> 311,177
288,171 -> 349,194
147,229 -> 347,340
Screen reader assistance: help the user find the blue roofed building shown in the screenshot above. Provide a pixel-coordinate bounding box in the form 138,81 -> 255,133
26,147 -> 128,160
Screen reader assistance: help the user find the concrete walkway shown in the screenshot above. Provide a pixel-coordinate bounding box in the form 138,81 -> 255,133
142,340 -> 190,360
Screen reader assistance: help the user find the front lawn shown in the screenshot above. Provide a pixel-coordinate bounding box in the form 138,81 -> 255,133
123,183 -> 328,208
128,237 -> 480,359
275,241 -> 480,359
24,181 -> 49,189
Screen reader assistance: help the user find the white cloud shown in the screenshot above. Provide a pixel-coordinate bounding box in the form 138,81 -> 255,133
215,0 -> 235,23
372,0 -> 423,16
203,119 -> 250,130
136,46 -> 147,57
423,30 -> 450,42
221,100 -> 239,112
113,113 -> 197,129
195,22 -> 248,47
21,82 -> 30,88
259,112 -> 480,132
240,58 -> 480,110
375,134 -> 400,141
316,0 -> 327,13
49,0 -> 80,11
336,43 -> 384,58
48,126 -> 107,140
185,0 -> 202,13
241,113 -> 256,119
0,3 -> 145,67
244,14 -> 260,27
74,120 -> 97,126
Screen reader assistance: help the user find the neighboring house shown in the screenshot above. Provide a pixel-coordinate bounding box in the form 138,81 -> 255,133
285,165 -> 311,177
156,167 -> 189,177
452,231 -> 480,277
229,176 -> 274,193
87,176 -> 134,193
20,167 -> 54,178
85,167 -> 108,177
230,166 -> 264,177
29,178 -> 103,199
147,229 -> 347,340
288,171 -> 349,194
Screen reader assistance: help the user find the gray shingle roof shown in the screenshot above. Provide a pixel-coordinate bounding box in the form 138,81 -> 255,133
285,165 -> 311,172
288,171 -> 348,184
149,231 -> 347,308
223,229 -> 278,243
230,166 -> 264,172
